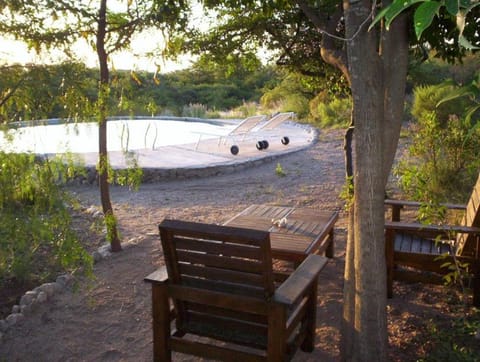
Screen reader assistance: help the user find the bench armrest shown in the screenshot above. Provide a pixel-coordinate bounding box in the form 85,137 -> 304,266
385,221 -> 480,235
385,199 -> 466,210
273,254 -> 327,307
144,266 -> 169,284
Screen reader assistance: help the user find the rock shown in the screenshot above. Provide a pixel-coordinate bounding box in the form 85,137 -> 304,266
0,319 -> 8,332
37,282 -> 60,298
97,244 -> 112,258
6,313 -> 24,326
11,305 -> 20,314
19,291 -> 38,306
92,251 -> 103,263
36,291 -> 47,303
86,205 -> 99,215
56,274 -> 74,287
93,210 -> 103,218
20,304 -> 31,315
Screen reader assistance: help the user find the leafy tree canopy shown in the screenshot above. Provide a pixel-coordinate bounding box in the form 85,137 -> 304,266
173,0 -> 478,85
0,0 -> 191,67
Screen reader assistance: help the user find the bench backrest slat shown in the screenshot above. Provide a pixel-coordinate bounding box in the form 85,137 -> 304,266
457,173 -> 480,256
159,219 -> 275,297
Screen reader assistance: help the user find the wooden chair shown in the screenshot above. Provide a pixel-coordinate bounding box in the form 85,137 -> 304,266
385,173 -> 480,306
144,219 -> 328,361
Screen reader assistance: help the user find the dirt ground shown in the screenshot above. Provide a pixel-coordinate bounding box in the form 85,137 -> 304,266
0,129 -> 477,361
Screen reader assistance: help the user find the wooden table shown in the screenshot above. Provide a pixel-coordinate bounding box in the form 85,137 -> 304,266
224,204 -> 339,265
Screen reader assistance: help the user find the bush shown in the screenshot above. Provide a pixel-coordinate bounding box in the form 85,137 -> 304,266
395,109 -> 480,203
310,96 -> 352,128
0,152 -> 92,284
181,103 -> 208,118
411,84 -> 468,126
408,54 -> 480,89
260,72 -> 311,119
396,82 -> 480,204
229,102 -> 261,118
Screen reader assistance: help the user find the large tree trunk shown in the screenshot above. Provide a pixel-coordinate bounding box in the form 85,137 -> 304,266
341,0 -> 409,360
97,0 -> 122,252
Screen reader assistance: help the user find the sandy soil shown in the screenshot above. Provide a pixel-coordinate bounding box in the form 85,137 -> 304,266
0,129 -> 476,361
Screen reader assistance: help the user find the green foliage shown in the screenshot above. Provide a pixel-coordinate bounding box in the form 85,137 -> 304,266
340,176 -> 354,210
0,62 -> 96,123
175,0 -> 349,94
407,53 -> 480,90
275,163 -> 286,177
260,72 -> 312,119
395,83 -> 480,203
104,211 -> 119,245
419,315 -> 480,361
181,103 -> 208,118
310,96 -> 352,128
0,62 -> 278,122
0,152 -> 92,284
411,83 -> 469,126
408,59 -> 453,87
370,0 -> 480,50
439,72 -> 480,123
228,102 -> 261,118
114,152 -> 143,191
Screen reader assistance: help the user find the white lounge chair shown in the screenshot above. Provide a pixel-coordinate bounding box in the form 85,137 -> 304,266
220,115 -> 267,145
195,115 -> 267,155
255,112 -> 295,150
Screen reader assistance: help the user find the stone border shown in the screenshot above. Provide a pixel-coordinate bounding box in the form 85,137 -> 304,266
0,205 -> 152,342
0,274 -> 75,341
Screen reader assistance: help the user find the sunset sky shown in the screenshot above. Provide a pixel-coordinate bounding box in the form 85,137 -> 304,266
0,1 -> 208,73
0,33 -> 193,74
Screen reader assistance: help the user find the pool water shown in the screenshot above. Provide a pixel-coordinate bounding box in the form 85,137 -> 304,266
0,118 -> 234,154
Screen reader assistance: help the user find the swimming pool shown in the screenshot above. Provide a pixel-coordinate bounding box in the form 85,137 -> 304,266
0,117 -> 235,154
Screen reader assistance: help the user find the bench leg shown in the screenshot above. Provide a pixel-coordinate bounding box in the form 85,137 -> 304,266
473,272 -> 480,307
301,280 -> 318,352
151,284 -> 172,362
326,229 -> 335,258
267,304 -> 286,361
385,229 -> 394,299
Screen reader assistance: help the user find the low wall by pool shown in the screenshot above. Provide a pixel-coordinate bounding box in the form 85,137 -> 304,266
1,116 -> 318,183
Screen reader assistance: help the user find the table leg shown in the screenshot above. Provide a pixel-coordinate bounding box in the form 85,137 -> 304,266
325,229 -> 335,258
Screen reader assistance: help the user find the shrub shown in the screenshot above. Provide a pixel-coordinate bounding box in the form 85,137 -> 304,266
395,111 -> 480,203
0,152 -> 92,285
411,84 -> 468,126
310,96 -> 352,128
396,82 -> 480,204
181,103 -> 208,118
230,102 -> 261,118
260,72 -> 311,119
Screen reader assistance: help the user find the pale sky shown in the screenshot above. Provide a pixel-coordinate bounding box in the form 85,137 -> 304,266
0,33 -> 193,74
0,1 -> 209,73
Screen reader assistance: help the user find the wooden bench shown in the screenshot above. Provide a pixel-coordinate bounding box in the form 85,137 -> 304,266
385,173 -> 480,306
145,219 -> 328,361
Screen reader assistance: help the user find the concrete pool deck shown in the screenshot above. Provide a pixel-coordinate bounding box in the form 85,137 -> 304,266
74,121 -> 318,181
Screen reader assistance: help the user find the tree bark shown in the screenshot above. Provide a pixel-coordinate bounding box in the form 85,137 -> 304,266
341,205 -> 356,360
339,0 -> 409,358
380,13 -> 409,186
97,0 -> 122,252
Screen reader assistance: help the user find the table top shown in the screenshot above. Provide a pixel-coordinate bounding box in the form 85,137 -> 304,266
224,204 -> 339,262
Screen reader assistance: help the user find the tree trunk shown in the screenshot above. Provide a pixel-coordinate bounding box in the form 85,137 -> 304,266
341,0 -> 409,360
341,205 -> 355,360
96,0 -> 122,252
380,13 -> 409,186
